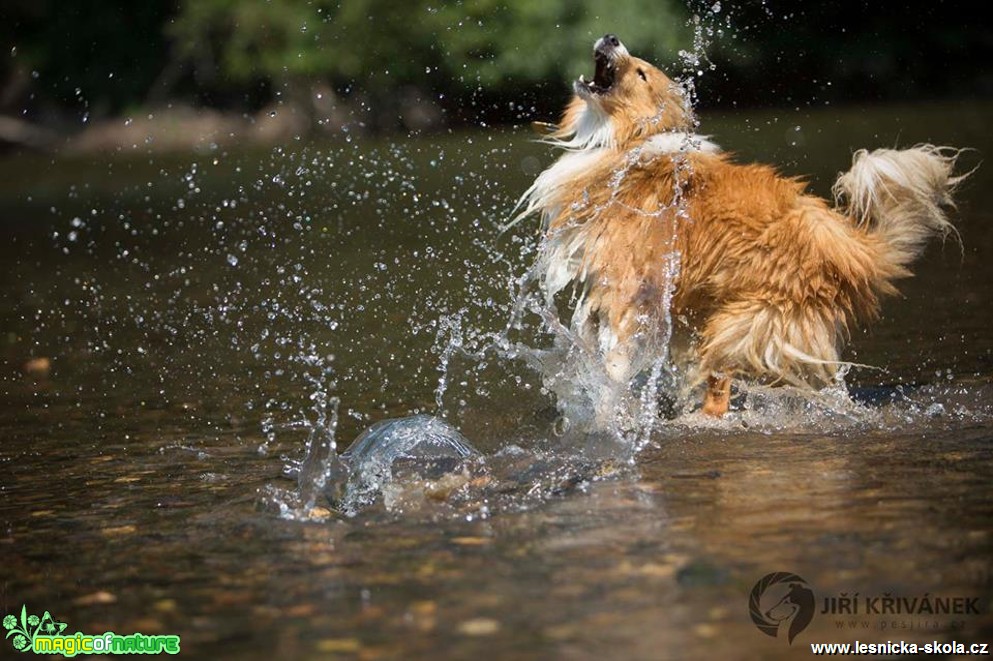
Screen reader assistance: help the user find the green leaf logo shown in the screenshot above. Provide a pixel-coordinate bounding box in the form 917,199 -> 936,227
4,605 -> 66,653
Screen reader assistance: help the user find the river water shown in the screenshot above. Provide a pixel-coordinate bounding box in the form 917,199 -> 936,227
2,101 -> 991,659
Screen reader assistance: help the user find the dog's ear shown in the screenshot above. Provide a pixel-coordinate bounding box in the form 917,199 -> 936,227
531,121 -> 557,135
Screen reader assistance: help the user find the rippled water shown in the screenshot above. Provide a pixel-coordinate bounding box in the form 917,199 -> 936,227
2,101 -> 991,659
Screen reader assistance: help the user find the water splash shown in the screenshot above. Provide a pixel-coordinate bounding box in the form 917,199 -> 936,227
336,414 -> 481,515
30,4 -> 988,524
485,142 -> 700,453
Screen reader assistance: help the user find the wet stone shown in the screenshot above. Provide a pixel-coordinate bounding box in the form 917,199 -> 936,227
456,617 -> 501,636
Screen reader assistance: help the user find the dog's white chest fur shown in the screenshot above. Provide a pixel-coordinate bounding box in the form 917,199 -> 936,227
531,132 -> 720,299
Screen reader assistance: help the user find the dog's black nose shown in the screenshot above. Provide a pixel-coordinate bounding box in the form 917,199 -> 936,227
603,34 -> 621,48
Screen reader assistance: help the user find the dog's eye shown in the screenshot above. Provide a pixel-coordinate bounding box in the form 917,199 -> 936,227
637,69 -> 647,81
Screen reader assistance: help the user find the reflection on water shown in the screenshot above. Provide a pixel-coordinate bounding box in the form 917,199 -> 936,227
1,102 -> 992,659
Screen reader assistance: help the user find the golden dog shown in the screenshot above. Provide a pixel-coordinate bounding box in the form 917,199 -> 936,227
513,34 -> 964,417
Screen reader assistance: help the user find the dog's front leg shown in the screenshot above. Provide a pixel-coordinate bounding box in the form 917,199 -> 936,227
604,343 -> 631,383
701,374 -> 731,417
591,341 -> 633,428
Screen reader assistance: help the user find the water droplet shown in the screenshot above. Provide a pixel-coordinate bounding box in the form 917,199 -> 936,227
226,254 -> 239,267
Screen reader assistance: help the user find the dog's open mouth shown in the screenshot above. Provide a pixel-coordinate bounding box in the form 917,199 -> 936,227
579,50 -> 615,95
577,35 -> 627,96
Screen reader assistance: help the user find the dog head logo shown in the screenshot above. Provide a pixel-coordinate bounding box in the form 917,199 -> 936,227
749,572 -> 815,644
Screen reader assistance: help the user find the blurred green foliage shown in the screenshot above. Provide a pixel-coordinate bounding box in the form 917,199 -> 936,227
1,0 -> 990,127
166,0 -> 688,89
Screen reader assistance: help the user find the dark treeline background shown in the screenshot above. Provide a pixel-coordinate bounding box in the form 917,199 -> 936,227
2,0 -> 990,138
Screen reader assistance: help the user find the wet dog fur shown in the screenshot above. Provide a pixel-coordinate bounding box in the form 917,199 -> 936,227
513,34 -> 966,418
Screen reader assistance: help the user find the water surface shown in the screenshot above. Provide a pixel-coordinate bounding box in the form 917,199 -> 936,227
2,101 -> 992,659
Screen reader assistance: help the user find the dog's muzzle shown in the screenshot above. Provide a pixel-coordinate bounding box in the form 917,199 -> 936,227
577,34 -> 627,96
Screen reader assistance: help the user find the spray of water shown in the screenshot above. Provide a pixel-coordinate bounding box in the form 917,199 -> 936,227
35,3 -> 990,521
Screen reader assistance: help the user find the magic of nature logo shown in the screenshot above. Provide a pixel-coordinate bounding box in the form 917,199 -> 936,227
4,605 -> 180,656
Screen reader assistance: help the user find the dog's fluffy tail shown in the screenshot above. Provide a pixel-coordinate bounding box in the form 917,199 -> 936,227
832,144 -> 966,268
